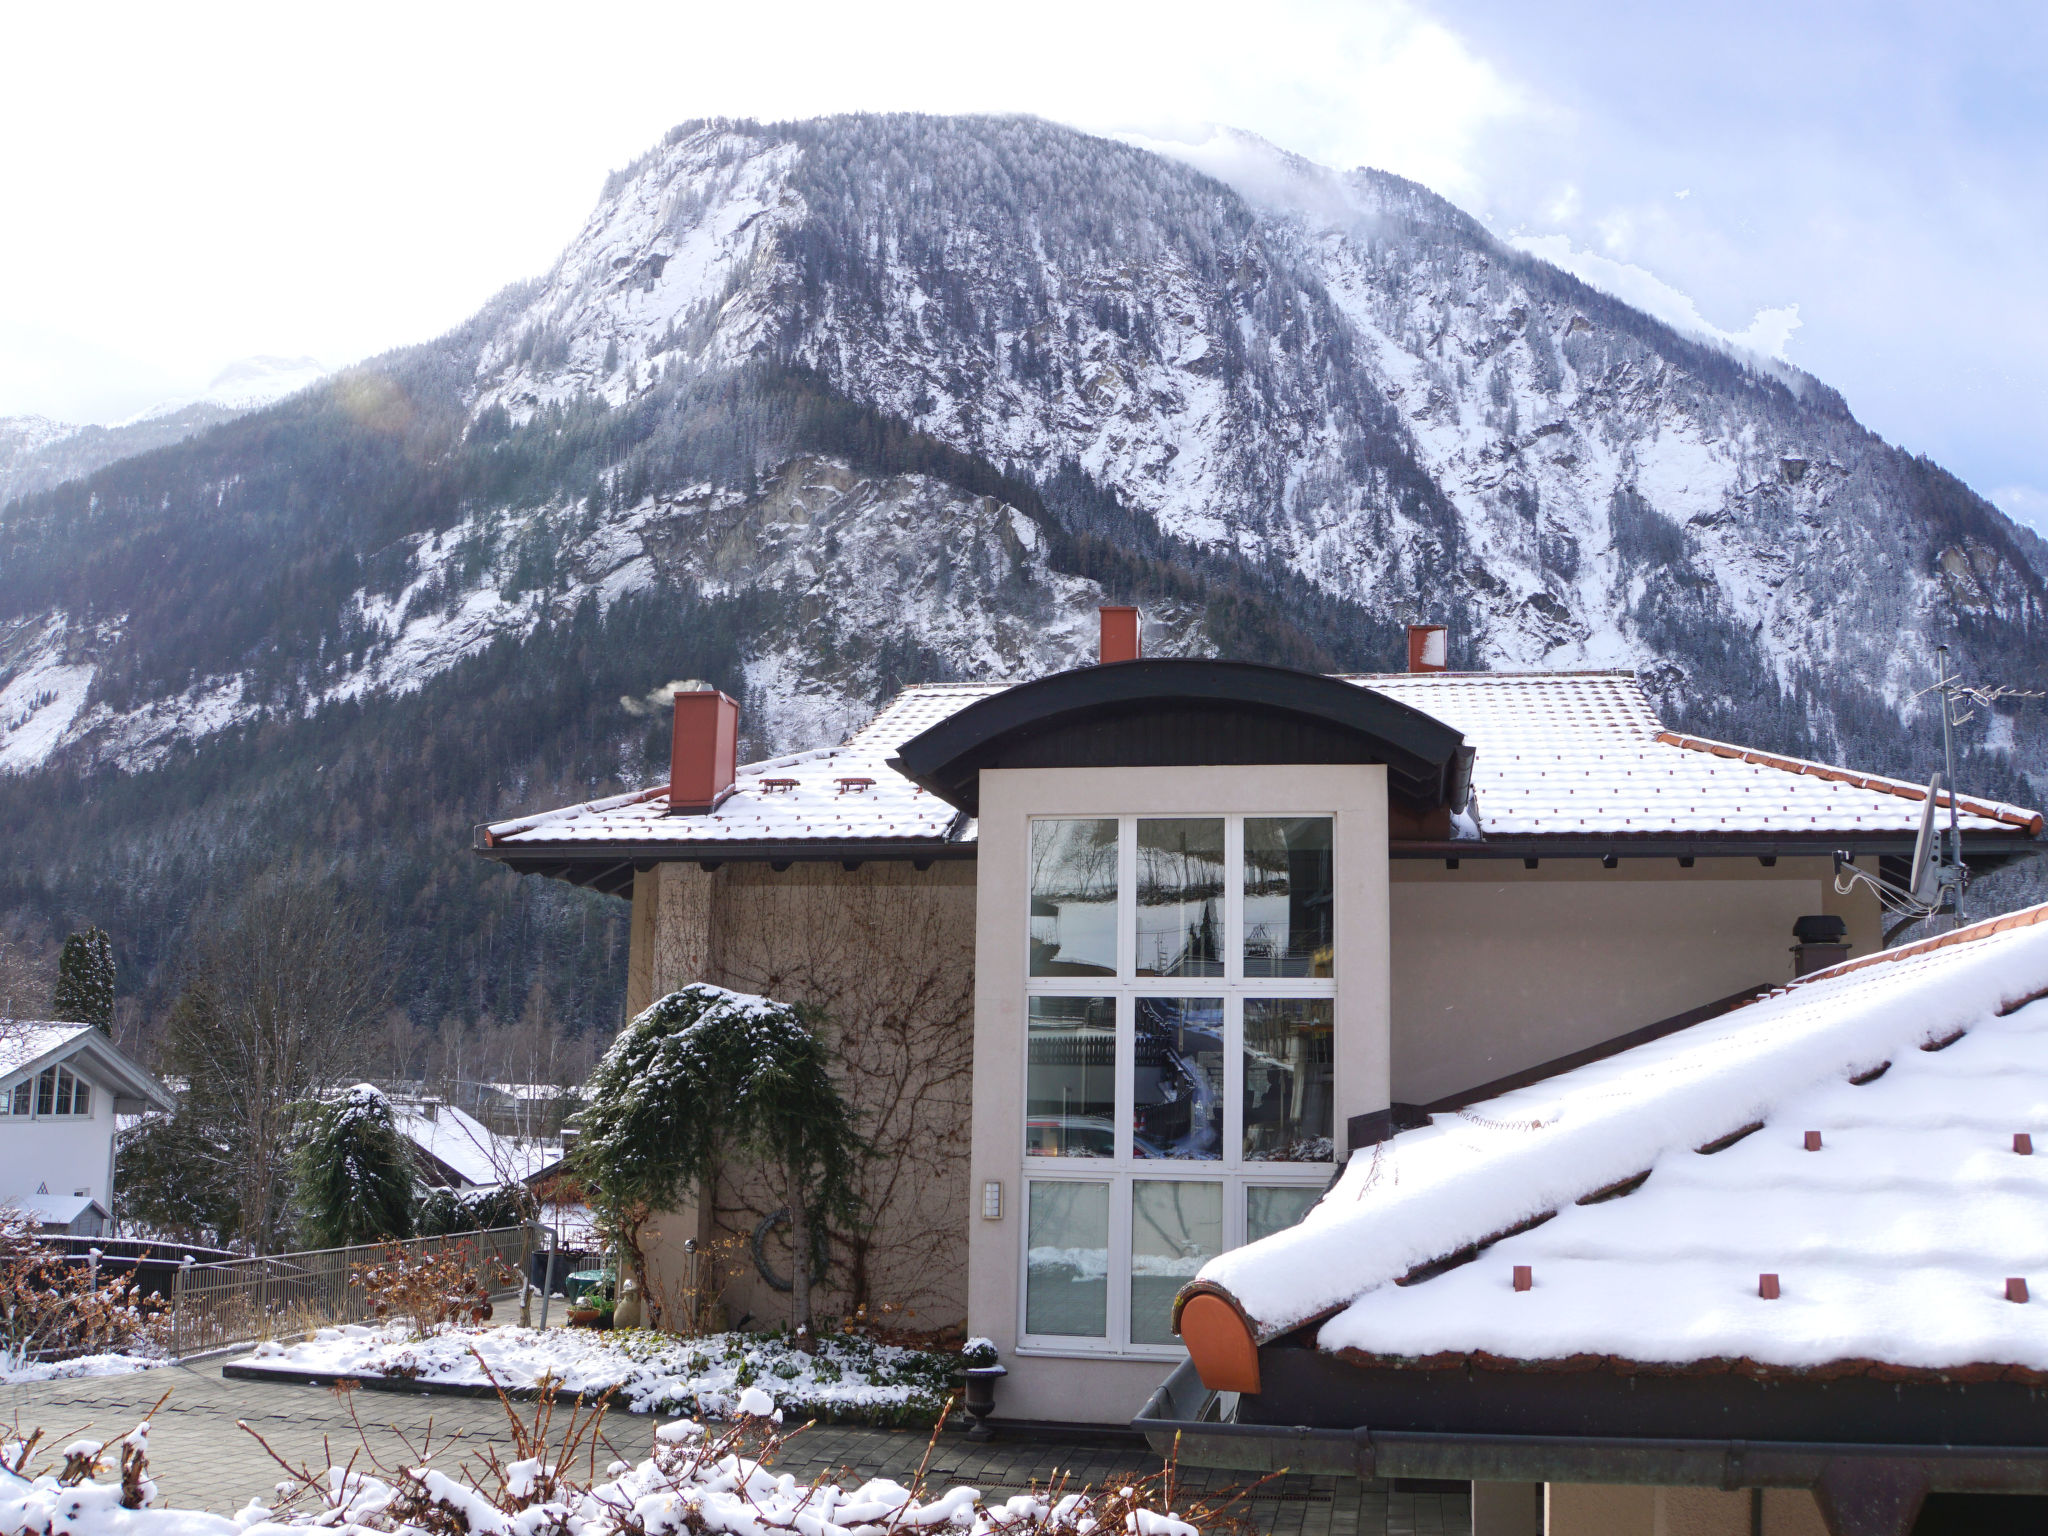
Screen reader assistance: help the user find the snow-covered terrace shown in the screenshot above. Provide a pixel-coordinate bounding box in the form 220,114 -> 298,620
479,671 -> 2040,869
1195,901 -> 2048,1376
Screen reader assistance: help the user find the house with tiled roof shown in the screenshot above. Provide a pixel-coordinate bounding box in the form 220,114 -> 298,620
477,609 -> 2042,1525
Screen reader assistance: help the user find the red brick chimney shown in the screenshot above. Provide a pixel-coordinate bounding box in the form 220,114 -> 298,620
1099,605 -> 1141,664
1407,624 -> 1448,673
670,687 -> 739,814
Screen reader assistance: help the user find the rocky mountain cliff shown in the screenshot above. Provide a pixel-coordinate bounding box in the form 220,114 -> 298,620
0,114 -> 2039,1037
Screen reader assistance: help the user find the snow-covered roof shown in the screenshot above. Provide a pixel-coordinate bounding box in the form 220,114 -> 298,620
5,1193 -> 107,1227
0,1023 -> 93,1080
481,682 -> 993,851
480,670 -> 2040,853
1358,671 -> 2040,839
391,1101 -> 564,1189
1198,901 -> 2048,1376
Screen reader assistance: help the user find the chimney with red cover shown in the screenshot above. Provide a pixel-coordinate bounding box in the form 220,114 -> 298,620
1407,624 -> 1448,673
670,686 -> 739,814
1099,605 -> 1141,664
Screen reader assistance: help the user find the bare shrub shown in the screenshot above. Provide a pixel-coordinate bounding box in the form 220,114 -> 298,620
353,1241 -> 514,1341
0,1209 -> 164,1367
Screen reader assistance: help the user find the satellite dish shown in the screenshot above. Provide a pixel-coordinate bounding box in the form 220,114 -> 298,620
1908,773 -> 1944,907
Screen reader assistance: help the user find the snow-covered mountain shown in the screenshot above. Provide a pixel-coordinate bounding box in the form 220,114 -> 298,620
0,114 -> 2039,1028
19,115 -> 2038,779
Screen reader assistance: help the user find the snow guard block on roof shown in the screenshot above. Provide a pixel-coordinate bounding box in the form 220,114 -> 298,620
888,658 -> 1474,817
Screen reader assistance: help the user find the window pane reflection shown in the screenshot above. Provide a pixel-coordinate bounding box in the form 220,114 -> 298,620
1025,997 -> 1116,1158
1243,999 -> 1334,1162
1134,997 -> 1224,1160
1246,1185 -> 1323,1244
1243,818 -> 1334,977
1136,819 -> 1224,977
1025,1181 -> 1110,1337
1130,1180 -> 1222,1345
1030,819 -> 1119,977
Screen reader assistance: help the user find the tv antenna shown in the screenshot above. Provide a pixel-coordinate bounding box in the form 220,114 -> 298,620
1834,643 -> 2043,944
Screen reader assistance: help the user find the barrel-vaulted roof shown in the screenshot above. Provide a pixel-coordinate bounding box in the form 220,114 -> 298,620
887,658 -> 1473,816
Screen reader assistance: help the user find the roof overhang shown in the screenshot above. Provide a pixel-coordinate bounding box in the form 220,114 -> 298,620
475,838 -> 974,894
888,658 -> 1473,817
1137,1357 -> 2048,1505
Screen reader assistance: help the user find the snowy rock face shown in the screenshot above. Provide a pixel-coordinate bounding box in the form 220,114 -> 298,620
1,114 -> 2041,788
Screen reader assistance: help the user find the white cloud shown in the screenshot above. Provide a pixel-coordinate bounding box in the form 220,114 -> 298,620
1509,233 -> 1803,363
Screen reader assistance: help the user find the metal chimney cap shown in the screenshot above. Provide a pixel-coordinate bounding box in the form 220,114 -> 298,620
1792,914 -> 1848,944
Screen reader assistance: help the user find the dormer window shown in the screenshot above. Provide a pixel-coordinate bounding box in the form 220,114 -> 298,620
2,1064 -> 92,1118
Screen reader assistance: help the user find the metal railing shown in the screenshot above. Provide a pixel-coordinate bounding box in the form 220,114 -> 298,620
167,1225 -> 531,1359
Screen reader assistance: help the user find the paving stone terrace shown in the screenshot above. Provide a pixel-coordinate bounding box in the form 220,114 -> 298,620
0,1358 -> 1468,1535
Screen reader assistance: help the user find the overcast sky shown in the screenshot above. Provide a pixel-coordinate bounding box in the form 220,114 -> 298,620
4,0 -> 2042,526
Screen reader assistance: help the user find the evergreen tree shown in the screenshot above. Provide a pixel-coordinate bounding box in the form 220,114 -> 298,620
575,983 -> 863,1332
297,1084 -> 415,1249
51,928 -> 114,1034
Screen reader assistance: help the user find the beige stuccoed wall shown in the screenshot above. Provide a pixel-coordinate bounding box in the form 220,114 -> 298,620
1389,857 -> 1882,1105
629,859 -> 978,1333
969,763 -> 1390,1425
1544,1483 -> 1828,1535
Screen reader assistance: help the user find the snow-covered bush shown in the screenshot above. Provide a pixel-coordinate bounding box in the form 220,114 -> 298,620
576,984 -> 862,1330
0,1388 -> 1217,1536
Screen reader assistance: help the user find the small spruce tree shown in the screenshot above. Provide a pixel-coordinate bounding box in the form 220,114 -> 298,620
297,1084 -> 415,1248
51,928 -> 114,1035
575,983 -> 862,1333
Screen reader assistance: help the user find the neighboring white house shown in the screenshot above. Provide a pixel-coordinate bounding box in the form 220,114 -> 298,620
0,1022 -> 175,1233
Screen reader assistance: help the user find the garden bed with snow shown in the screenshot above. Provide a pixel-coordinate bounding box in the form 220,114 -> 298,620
234,1325 -> 961,1425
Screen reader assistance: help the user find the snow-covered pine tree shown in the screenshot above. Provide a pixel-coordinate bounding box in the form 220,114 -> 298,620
297,1084 -> 415,1248
50,927 -> 114,1035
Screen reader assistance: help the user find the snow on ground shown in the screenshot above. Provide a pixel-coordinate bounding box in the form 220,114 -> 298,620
0,1395 -> 1197,1536
0,1351 -> 162,1385
245,1325 -> 958,1424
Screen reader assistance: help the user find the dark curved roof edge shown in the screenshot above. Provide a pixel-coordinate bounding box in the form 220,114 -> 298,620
890,658 -> 1473,815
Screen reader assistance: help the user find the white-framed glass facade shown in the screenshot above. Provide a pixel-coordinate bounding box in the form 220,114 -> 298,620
1021,813 -> 1336,1355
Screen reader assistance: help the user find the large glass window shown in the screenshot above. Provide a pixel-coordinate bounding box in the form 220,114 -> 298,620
1022,812 -> 1336,1354
1133,997 -> 1225,1159
1025,1181 -> 1111,1337
1030,819 -> 1120,977
1130,1180 -> 1222,1344
1136,819 -> 1225,977
1242,999 -> 1334,1162
1026,997 -> 1116,1158
1246,1185 -> 1323,1244
1243,818 -> 1335,977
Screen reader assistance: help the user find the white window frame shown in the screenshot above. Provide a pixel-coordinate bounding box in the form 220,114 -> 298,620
0,1063 -> 94,1120
1019,812 -> 1335,1358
